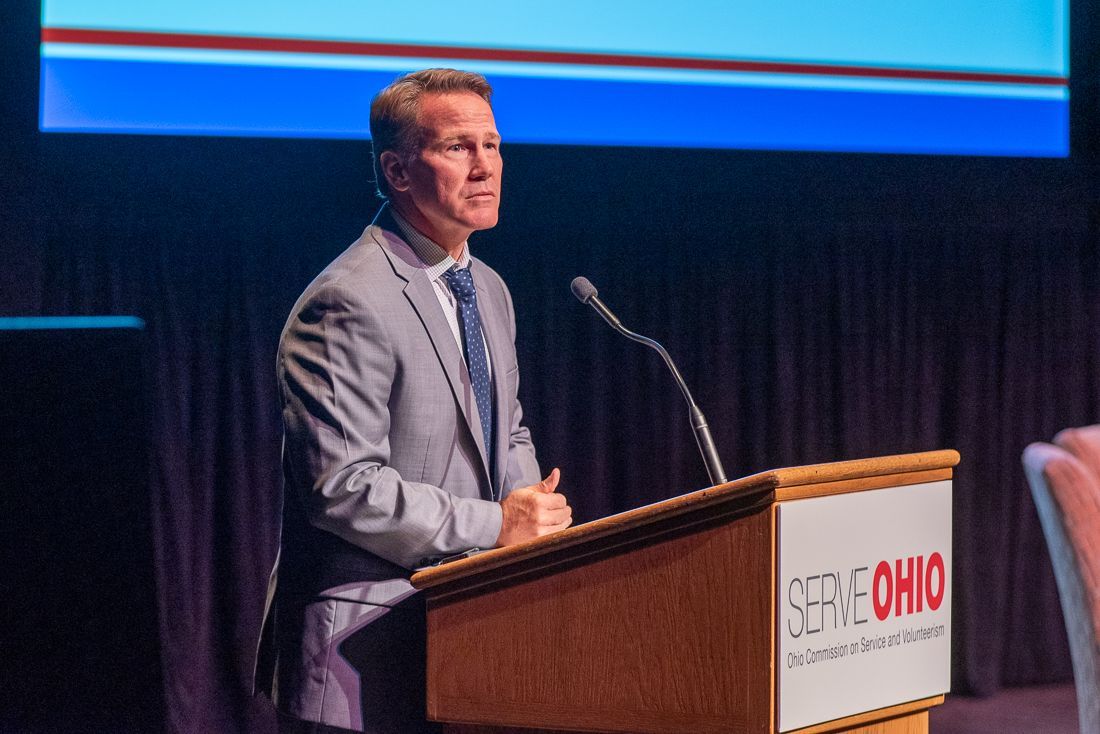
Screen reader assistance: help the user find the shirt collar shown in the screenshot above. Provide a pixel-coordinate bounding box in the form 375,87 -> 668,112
390,206 -> 471,281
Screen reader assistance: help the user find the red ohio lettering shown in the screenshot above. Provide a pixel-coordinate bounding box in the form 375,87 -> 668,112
873,552 -> 946,621
926,552 -> 945,611
873,560 -> 892,620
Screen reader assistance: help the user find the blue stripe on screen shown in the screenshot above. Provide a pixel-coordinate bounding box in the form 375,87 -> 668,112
40,57 -> 1068,157
0,316 -> 146,330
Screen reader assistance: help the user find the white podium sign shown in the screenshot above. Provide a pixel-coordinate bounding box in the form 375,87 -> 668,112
777,481 -> 952,732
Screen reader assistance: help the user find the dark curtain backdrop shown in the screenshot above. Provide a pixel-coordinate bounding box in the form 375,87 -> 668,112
4,1 -> 1100,731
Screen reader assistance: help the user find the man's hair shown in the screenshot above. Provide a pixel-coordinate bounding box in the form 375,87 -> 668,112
370,68 -> 493,199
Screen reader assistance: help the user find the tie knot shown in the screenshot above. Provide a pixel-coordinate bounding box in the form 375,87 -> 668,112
443,266 -> 477,302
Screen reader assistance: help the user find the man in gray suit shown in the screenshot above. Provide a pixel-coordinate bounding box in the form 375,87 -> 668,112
256,69 -> 573,733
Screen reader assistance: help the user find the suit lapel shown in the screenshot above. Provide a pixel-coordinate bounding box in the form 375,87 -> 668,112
368,214 -> 493,489
471,261 -> 511,499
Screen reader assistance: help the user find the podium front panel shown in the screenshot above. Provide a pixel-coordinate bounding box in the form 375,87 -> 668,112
776,480 -> 952,732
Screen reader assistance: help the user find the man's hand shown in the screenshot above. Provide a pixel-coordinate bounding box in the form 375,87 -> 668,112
495,468 -> 572,547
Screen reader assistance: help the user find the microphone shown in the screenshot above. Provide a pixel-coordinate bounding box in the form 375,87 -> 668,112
570,276 -> 728,486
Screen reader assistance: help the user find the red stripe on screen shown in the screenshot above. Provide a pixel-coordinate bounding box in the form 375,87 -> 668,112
41,27 -> 1068,87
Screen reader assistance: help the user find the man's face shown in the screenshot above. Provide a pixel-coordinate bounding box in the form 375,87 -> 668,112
388,92 -> 502,248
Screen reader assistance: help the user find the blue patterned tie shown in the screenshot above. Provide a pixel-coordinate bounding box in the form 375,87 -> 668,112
442,266 -> 494,469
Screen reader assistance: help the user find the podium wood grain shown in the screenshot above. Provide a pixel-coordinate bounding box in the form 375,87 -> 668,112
425,505 -> 772,732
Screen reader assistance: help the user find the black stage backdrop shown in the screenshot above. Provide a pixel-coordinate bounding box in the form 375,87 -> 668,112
3,1 -> 1100,731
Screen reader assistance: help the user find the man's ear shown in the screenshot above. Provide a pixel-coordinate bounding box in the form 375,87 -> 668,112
379,150 -> 410,193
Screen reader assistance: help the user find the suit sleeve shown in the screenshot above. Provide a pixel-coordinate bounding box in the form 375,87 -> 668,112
279,282 -> 503,569
497,278 -> 543,498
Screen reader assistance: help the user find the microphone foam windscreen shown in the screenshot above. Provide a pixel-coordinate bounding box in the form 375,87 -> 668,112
570,276 -> 598,303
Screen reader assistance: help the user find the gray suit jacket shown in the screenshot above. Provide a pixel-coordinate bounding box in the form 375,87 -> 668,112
255,207 -> 542,731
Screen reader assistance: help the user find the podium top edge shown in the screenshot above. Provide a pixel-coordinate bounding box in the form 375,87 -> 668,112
761,448 -> 960,488
411,449 -> 959,592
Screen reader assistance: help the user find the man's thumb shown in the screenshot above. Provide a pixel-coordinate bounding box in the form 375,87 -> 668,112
536,467 -> 561,493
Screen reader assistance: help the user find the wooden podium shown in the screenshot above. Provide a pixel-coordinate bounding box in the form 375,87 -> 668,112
410,450 -> 958,734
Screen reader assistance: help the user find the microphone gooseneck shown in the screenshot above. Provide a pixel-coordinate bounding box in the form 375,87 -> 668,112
570,276 -> 728,486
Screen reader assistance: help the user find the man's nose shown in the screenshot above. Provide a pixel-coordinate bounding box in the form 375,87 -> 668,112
468,147 -> 493,179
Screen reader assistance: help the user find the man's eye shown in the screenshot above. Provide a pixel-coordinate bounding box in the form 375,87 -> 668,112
449,144 -> 465,152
